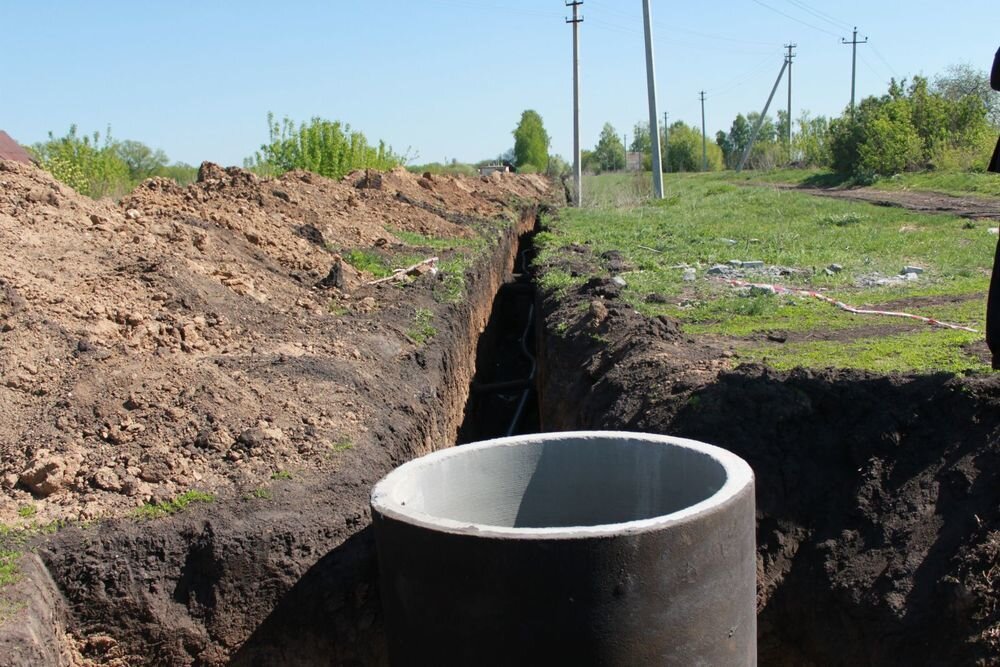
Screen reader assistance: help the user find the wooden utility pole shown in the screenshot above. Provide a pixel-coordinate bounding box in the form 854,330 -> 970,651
567,1 -> 583,205
842,27 -> 867,112
642,0 -> 664,198
699,91 -> 707,172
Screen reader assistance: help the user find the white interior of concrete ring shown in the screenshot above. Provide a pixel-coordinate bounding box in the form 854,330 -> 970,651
371,431 -> 754,539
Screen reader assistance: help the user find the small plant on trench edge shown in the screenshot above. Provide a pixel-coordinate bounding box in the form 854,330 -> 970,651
407,308 -> 437,344
134,490 -> 215,520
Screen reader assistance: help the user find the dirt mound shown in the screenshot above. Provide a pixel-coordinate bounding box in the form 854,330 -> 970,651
0,159 -> 553,524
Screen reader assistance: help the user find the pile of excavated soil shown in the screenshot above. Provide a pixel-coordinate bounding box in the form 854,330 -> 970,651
537,243 -> 1000,665
0,160 -> 551,525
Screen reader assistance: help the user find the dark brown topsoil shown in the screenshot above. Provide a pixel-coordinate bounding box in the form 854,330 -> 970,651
778,182 -> 1000,220
536,246 -> 1000,666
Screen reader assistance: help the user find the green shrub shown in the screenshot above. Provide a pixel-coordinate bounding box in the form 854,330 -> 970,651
246,113 -> 402,179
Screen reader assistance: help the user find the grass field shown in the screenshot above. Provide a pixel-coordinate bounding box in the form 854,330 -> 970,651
540,171 -> 998,373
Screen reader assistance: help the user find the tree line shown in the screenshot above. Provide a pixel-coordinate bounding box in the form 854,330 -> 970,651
582,63 -> 998,182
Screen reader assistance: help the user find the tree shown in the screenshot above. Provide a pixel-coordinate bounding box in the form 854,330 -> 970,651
716,113 -> 751,169
116,140 -> 168,182
830,76 -> 991,179
512,110 -> 550,171
629,121 -> 652,154
593,123 -> 625,172
30,125 -> 131,198
665,122 -> 723,172
934,63 -> 1000,127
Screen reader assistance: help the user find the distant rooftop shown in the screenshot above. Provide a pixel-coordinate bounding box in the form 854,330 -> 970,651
0,131 -> 35,164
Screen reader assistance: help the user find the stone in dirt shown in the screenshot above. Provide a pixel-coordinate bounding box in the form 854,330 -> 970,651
18,450 -> 82,497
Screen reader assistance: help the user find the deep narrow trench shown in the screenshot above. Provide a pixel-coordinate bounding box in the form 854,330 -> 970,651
457,229 -> 541,444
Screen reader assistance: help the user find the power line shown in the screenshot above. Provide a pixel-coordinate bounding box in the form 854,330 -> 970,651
584,17 -> 772,55
869,43 -> 899,80
782,0 -> 851,31
748,0 -> 841,38
587,0 -> 774,47
704,55 -> 776,97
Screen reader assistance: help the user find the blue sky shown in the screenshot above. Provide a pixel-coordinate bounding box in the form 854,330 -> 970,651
2,1 -> 997,167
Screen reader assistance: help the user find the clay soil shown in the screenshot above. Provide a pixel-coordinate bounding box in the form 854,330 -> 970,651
537,244 -> 1000,665
0,159 -> 552,665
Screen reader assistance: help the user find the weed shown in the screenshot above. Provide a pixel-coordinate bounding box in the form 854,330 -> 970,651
328,302 -> 349,316
16,505 -> 35,519
343,249 -> 392,278
271,470 -> 293,481
407,308 -> 437,344
0,550 -> 20,587
816,212 -> 868,227
135,490 -> 214,520
331,436 -> 354,453
248,488 -> 273,500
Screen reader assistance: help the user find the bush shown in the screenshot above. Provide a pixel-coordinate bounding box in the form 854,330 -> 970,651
245,113 -> 402,179
830,77 -> 991,180
31,126 -> 195,199
30,126 -> 131,199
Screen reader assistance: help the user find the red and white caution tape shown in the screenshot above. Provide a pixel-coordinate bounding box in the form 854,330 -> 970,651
722,279 -> 978,333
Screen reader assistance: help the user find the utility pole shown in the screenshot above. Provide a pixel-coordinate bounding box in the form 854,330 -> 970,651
663,111 -> 669,173
623,133 -> 628,171
737,56 -> 790,172
642,0 -> 664,198
567,1 -> 583,205
842,27 -> 867,112
785,43 -> 796,161
699,91 -> 707,172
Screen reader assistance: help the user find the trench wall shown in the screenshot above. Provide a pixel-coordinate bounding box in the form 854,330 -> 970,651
20,208 -> 538,666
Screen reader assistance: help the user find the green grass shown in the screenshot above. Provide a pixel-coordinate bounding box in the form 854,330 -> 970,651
407,307 -> 437,344
271,470 -> 292,480
248,487 -> 272,500
740,328 -> 982,373
134,490 -> 215,520
343,249 -> 393,278
0,550 -> 20,588
330,436 -> 354,453
539,172 -> 995,373
16,506 -> 35,519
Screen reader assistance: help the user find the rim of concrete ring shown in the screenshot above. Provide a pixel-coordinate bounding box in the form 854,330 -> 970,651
370,430 -> 754,540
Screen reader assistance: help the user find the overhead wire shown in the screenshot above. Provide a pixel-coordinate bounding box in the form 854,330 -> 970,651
704,54 -> 777,98
782,0 -> 851,32
869,43 -> 899,80
748,0 -> 841,39
586,0 -> 775,48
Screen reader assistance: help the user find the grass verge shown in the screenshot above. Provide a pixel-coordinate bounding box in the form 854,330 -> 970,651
538,172 -> 996,373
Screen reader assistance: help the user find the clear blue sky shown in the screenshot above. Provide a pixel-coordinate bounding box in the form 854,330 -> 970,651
2,1 -> 997,167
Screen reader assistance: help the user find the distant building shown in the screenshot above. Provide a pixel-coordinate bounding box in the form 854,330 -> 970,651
478,163 -> 511,177
0,131 -> 35,164
625,152 -> 644,172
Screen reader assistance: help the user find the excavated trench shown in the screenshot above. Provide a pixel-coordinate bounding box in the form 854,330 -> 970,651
7,203 -> 1000,665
